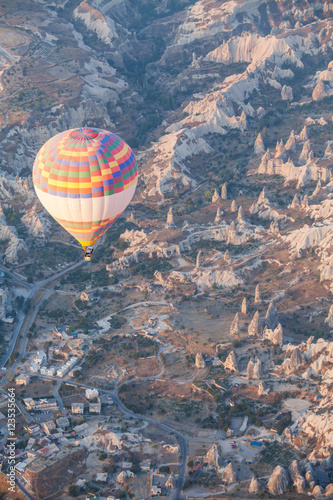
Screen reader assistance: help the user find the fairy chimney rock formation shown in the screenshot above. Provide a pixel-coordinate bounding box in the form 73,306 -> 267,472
299,140 -> 311,163
241,297 -> 247,315
325,143 -> 333,157
167,207 -> 175,227
224,249 -> 231,262
254,284 -> 262,303
249,476 -> 259,493
263,324 -> 283,346
285,130 -> 296,152
325,304 -> 333,327
298,125 -> 308,142
195,352 -> 205,369
204,444 -> 222,468
215,207 -> 222,223
312,179 -> 322,197
267,466 -> 290,495
275,140 -> 286,159
248,311 -> 261,336
281,85 -> 293,101
212,189 -> 221,203
231,200 -> 238,212
312,79 -> 328,101
258,188 -> 268,205
258,381 -> 267,396
222,462 -> 237,484
247,356 -> 262,379
237,206 -> 245,223
270,220 -> 279,234
221,182 -> 227,200
254,133 -> 265,153
196,250 -> 202,268
301,194 -> 308,209
230,313 -> 239,336
227,221 -> 237,245
290,193 -> 300,209
288,460 -> 303,482
265,301 -> 279,329
224,351 -> 238,372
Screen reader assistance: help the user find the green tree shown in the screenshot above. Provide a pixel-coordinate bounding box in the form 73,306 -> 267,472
68,484 -> 80,497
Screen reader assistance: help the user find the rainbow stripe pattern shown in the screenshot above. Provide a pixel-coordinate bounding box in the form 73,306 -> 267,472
33,128 -> 137,199
33,128 -> 138,248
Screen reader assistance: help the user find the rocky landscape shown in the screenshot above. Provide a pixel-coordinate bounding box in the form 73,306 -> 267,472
1,0 -> 333,499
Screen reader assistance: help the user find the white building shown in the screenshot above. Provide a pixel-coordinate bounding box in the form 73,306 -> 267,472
57,366 -> 69,378
40,367 -> 56,376
71,403 -> 84,414
96,472 -> 108,482
86,388 -> 99,400
16,374 -> 30,386
34,350 -> 47,366
43,421 -> 56,435
30,363 -> 40,373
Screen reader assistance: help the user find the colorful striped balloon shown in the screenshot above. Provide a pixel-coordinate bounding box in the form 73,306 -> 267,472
33,128 -> 138,248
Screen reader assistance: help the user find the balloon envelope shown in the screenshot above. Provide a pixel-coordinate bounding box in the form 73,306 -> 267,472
33,128 -> 138,248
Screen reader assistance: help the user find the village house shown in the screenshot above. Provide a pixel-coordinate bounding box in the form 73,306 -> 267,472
56,416 -> 70,429
89,402 -> 101,414
95,472 -> 108,482
43,421 -> 56,435
85,388 -> 99,400
71,403 -> 84,415
16,374 -> 30,386
34,350 -> 47,366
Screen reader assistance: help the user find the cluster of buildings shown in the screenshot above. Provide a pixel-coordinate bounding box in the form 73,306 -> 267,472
29,348 -> 81,378
71,388 -> 101,415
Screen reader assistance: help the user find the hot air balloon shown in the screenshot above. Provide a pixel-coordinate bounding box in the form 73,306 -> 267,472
33,128 -> 138,261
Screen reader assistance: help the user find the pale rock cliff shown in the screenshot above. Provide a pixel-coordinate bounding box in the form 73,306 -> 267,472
73,0 -> 118,47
